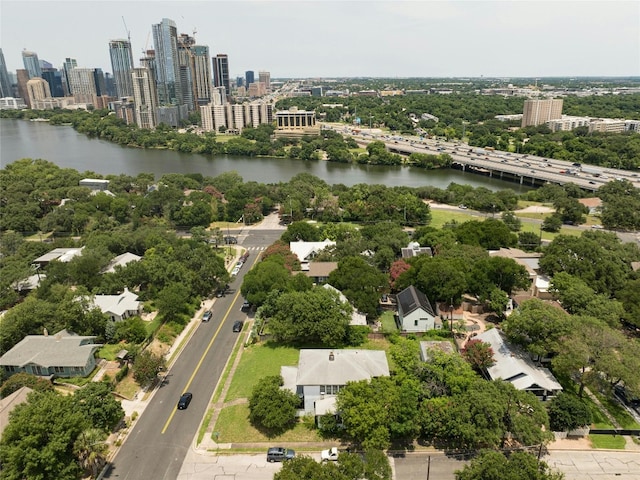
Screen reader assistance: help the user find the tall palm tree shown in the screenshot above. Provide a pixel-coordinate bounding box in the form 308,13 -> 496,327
73,428 -> 109,479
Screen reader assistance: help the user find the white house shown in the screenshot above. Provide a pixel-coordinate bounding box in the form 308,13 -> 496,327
33,247 -> 84,267
396,285 -> 439,332
281,349 -> 389,417
475,328 -> 562,401
289,239 -> 336,271
91,288 -> 142,322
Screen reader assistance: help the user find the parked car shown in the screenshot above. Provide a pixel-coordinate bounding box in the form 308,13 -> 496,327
241,300 -> 250,311
202,310 -> 212,322
177,392 -> 193,410
266,447 -> 295,462
232,320 -> 243,332
321,447 -> 339,461
224,236 -> 237,244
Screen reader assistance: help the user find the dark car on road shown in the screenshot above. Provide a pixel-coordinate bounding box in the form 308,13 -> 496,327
224,236 -> 237,244
202,310 -> 212,322
177,392 -> 193,410
266,447 -> 295,462
232,320 -> 243,332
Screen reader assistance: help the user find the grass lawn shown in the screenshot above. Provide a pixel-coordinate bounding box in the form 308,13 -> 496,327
591,389 -> 640,430
98,343 -> 125,361
213,404 -> 322,444
379,311 -> 398,333
224,342 -> 300,402
115,373 -> 140,400
589,434 -> 627,449
428,209 -> 477,228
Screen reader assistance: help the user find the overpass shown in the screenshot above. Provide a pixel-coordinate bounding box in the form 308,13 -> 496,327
338,128 -> 640,192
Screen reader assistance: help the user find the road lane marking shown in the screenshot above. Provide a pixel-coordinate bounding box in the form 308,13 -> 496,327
161,288 -> 242,434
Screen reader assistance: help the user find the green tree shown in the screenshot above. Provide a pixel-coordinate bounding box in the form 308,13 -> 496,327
73,381 -> 124,430
268,287 -> 352,346
241,258 -> 292,306
0,372 -> 54,397
73,428 -> 109,479
518,231 -> 541,251
0,392 -> 87,480
328,256 -> 387,318
281,221 -> 322,243
547,393 -> 592,432
501,211 -> 522,231
132,350 -> 165,387
541,213 -> 562,232
248,375 -> 299,436
113,316 -> 148,343
456,450 -> 564,480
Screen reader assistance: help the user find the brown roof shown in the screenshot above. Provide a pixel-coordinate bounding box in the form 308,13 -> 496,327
305,262 -> 338,277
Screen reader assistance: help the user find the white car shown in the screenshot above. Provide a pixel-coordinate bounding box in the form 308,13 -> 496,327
321,447 -> 339,461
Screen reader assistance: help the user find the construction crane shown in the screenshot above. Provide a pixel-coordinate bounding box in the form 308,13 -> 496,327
121,16 -> 131,43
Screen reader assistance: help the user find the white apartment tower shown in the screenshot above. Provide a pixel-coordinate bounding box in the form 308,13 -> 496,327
131,67 -> 158,129
521,98 -> 563,127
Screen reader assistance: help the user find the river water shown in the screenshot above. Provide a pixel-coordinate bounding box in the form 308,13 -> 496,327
0,119 -> 528,191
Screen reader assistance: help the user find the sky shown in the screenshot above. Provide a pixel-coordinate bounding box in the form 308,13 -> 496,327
1,0 -> 639,79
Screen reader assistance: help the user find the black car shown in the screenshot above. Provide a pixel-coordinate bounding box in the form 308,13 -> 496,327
232,320 -> 243,332
202,310 -> 212,322
177,392 -> 193,410
224,236 -> 237,244
266,447 -> 295,462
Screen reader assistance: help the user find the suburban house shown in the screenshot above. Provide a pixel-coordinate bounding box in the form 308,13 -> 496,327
289,239 -> 336,271
101,252 -> 142,274
12,273 -> 45,292
419,341 -> 456,361
0,329 -> 102,378
401,241 -> 433,259
305,262 -> 338,285
475,328 -> 562,401
33,247 -> 84,267
488,248 -> 552,299
396,285 -> 440,332
322,284 -> 367,326
281,349 -> 390,418
578,197 -> 602,215
91,288 -> 142,322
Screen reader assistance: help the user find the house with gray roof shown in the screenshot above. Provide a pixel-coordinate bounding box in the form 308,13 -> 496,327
281,349 -> 389,417
33,247 -> 84,267
0,330 -> 102,378
396,285 -> 439,332
475,328 -> 562,401
101,252 -> 142,274
289,239 -> 336,271
0,386 -> 33,439
91,288 -> 141,322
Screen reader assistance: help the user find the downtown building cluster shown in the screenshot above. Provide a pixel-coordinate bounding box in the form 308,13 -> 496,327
0,18 -> 273,132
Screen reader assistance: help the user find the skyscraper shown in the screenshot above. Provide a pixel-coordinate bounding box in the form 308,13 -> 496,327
190,45 -> 212,107
245,70 -> 254,87
177,34 -> 195,110
213,54 -> 230,97
258,71 -> 270,91
62,58 -> 77,96
22,50 -> 42,78
131,67 -> 157,129
41,68 -> 64,97
0,49 -> 12,97
152,18 -> 182,105
26,77 -> 51,107
109,39 -> 135,98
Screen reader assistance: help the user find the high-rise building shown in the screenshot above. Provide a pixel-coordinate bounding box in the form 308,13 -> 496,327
236,77 -> 244,88
22,50 -> 42,78
177,34 -> 195,110
0,49 -> 12,97
94,68 -> 107,96
131,67 -> 157,129
41,68 -> 65,97
16,69 -> 31,107
68,67 -> 98,105
152,18 -> 183,106
26,77 -> 51,107
521,98 -> 563,127
104,72 -> 117,97
190,45 -> 211,107
245,70 -> 254,87
62,58 -> 77,95
213,54 -> 230,97
109,39 -> 135,98
258,71 -> 270,91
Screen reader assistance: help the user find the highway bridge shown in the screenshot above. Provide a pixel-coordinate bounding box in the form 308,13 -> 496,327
335,128 -> 640,192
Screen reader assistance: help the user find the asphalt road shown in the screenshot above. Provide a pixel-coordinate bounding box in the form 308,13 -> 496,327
104,228 -> 282,480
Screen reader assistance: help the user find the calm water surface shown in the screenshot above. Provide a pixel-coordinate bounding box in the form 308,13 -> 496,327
1,119 -> 529,191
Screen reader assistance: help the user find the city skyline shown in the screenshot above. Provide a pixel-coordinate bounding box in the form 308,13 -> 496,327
1,1 -> 639,79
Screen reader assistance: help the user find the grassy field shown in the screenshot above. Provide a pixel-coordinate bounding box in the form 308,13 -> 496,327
98,344 -> 125,361
214,404 -> 322,444
223,343 -> 300,402
379,311 -> 398,332
589,434 -> 627,449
